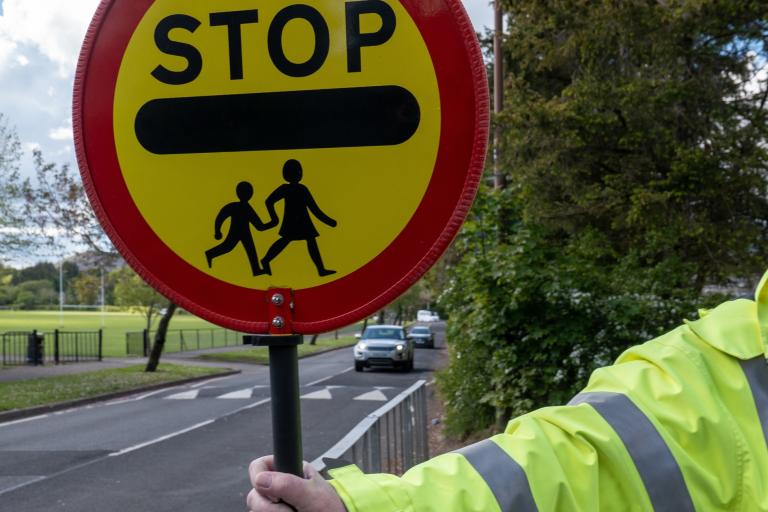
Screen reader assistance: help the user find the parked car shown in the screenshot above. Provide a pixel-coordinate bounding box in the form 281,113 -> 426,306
408,325 -> 434,349
353,325 -> 414,372
416,310 -> 440,322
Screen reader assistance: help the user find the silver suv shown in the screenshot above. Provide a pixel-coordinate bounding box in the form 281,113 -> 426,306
354,325 -> 414,372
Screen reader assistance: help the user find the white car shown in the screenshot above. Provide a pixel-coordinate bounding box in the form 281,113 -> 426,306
416,310 -> 440,322
354,325 -> 414,372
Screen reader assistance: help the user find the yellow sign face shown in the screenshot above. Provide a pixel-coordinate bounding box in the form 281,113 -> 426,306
113,0 -> 440,290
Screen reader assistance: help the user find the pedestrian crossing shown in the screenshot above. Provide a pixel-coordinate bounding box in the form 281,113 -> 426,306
159,385 -> 398,402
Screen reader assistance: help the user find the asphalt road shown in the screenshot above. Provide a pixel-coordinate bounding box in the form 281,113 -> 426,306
0,323 -> 446,511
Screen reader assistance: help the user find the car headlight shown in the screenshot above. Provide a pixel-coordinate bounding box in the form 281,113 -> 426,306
356,343 -> 367,350
396,344 -> 404,352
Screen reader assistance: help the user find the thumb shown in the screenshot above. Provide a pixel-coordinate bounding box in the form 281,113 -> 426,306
255,471 -> 314,510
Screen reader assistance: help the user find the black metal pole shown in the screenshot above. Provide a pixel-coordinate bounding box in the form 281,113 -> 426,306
268,343 -> 303,476
246,334 -> 304,477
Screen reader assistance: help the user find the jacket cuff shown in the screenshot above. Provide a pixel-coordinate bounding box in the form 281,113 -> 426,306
328,465 -> 400,512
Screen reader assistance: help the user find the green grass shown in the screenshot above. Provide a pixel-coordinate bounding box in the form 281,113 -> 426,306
0,311 -> 366,358
198,336 -> 356,364
0,363 -> 229,412
0,310 -> 234,357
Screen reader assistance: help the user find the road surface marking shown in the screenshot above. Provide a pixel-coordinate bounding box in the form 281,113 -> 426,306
301,388 -> 333,400
165,389 -> 200,400
354,390 -> 388,401
0,414 -> 50,429
305,367 -> 354,387
218,388 -> 254,399
108,419 -> 215,457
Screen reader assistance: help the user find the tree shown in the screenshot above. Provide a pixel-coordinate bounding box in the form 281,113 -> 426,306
439,1 -> 768,435
14,279 -> 57,309
72,271 -> 100,305
0,114 -> 26,260
23,150 -> 178,371
112,266 -> 166,331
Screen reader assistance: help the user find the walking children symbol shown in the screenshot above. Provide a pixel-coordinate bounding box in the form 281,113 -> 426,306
205,160 -> 338,278
205,181 -> 269,276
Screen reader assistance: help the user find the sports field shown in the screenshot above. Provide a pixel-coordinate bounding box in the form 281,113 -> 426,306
0,310 -> 224,357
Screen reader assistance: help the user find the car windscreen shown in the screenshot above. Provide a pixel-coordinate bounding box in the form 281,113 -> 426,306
410,327 -> 429,334
363,328 -> 405,340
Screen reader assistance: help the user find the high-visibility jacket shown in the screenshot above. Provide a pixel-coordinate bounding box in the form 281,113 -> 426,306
328,272 -> 768,511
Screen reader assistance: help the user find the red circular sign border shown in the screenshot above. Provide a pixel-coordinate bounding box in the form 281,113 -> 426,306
74,0 -> 489,334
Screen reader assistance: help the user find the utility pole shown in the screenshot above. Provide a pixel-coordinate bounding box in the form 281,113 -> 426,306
59,259 -> 64,327
100,267 -> 106,328
493,0 -> 506,190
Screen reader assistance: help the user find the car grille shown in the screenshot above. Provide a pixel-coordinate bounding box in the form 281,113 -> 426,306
368,346 -> 392,352
368,358 -> 395,366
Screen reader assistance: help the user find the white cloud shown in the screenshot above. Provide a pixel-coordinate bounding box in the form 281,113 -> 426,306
15,54 -> 28,66
0,0 -> 99,77
49,126 -> 73,141
24,142 -> 40,152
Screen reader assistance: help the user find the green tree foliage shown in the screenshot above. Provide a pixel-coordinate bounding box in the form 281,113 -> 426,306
71,271 -> 100,305
13,280 -> 57,309
112,266 -> 166,331
439,1 -> 768,435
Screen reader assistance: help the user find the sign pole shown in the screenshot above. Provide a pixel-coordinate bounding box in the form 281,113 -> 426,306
246,334 -> 304,476
269,339 -> 303,476
244,288 -> 304,477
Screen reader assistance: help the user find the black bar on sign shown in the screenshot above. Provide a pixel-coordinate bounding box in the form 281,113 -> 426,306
135,86 -> 421,155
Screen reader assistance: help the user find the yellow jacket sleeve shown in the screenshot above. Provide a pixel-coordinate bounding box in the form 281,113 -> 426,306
329,295 -> 768,511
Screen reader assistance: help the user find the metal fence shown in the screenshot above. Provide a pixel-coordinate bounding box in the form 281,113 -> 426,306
126,328 -> 243,356
1,330 -> 102,366
43,330 -> 103,364
313,380 -> 429,476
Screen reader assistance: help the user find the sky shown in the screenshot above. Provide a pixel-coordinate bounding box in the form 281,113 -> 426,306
0,0 -> 494,184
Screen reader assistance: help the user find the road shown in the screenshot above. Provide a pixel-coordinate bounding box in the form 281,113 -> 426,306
0,323 -> 446,511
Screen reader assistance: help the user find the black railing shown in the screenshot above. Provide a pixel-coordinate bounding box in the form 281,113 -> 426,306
126,328 -> 242,356
1,330 -> 102,366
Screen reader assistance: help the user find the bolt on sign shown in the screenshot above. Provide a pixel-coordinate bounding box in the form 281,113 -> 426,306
75,0 -> 489,333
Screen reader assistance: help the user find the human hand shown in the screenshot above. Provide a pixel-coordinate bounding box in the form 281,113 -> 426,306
246,456 -> 346,512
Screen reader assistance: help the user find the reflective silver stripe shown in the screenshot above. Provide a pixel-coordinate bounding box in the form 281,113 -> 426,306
455,439 -> 538,512
741,357 -> 768,449
568,392 -> 694,512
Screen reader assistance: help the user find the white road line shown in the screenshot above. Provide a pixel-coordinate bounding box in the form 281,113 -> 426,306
108,419 -> 215,457
354,390 -> 388,401
191,374 -> 237,388
165,389 -> 200,400
0,398 -> 273,497
0,414 -> 50,429
105,388 -> 172,405
110,398 -> 272,458
301,388 -> 333,400
218,388 -> 253,399
305,366 -> 353,387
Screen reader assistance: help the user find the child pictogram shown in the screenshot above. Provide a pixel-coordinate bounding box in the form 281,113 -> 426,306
261,159 -> 338,277
205,181 -> 269,276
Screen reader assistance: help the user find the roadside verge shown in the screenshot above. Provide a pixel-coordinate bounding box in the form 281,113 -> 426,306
0,364 -> 239,424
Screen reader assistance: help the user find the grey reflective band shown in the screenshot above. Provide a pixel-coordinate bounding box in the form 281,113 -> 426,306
568,392 -> 695,512
455,439 -> 538,512
741,357 -> 768,449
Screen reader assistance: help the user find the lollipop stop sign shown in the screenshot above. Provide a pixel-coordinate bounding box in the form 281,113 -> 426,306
75,0 -> 488,480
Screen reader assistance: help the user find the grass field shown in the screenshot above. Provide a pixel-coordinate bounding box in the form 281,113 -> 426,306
0,310 -> 225,357
0,311 -> 366,358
